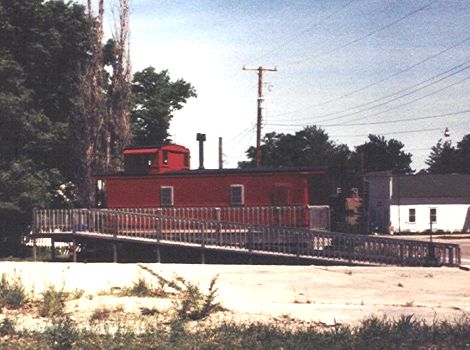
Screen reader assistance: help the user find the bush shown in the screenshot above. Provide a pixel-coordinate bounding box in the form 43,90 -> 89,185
0,273 -> 26,309
39,285 -> 67,318
43,317 -> 79,350
139,264 -> 222,321
0,317 -> 15,335
120,277 -> 155,297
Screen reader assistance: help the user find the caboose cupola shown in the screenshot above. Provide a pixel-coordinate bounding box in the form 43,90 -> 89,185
123,144 -> 190,175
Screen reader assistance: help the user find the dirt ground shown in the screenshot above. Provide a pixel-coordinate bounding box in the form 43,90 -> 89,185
0,260 -> 469,329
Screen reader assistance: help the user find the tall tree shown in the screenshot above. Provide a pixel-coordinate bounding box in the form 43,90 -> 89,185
105,0 -> 132,168
350,134 -> 413,174
75,0 -> 105,207
131,67 -> 197,145
239,126 -> 350,168
456,134 -> 470,173
0,0 -> 89,253
76,0 -> 132,206
426,134 -> 470,174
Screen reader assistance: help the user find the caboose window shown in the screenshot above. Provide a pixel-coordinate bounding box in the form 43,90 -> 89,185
160,186 -> 174,207
230,185 -> 244,206
163,151 -> 169,165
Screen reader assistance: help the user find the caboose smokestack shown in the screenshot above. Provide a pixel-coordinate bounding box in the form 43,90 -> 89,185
196,133 -> 206,169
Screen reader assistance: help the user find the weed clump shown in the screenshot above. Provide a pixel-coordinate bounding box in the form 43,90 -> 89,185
0,273 -> 26,309
43,317 -> 79,350
120,277 -> 157,297
139,264 -> 222,321
39,285 -> 67,318
0,317 -> 15,335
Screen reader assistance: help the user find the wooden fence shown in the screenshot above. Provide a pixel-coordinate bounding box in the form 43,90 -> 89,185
31,208 -> 461,267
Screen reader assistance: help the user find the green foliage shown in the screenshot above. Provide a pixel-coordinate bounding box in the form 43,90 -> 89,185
351,134 -> 413,174
131,67 -> 197,145
239,126 -> 351,169
139,264 -> 222,321
0,273 -> 26,309
0,317 -> 15,335
43,317 -> 79,350
0,0 -> 89,255
39,285 -> 67,318
120,277 -> 156,297
426,134 -> 470,174
1,315 -> 470,349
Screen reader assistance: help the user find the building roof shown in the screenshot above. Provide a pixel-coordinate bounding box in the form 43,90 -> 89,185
95,166 -> 329,178
391,174 -> 470,204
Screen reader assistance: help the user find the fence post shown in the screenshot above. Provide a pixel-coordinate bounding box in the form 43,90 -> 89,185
201,222 -> 206,264
400,243 -> 405,266
275,207 -> 281,226
32,238 -> 37,262
296,232 -> 300,258
113,213 -> 118,263
72,239 -> 77,263
51,239 -> 56,261
214,208 -> 222,244
448,246 -> 454,266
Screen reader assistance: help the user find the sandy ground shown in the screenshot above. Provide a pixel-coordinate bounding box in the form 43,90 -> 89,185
0,261 -> 469,330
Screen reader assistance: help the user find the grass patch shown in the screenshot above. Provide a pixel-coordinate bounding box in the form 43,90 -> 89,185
0,315 -> 469,349
0,273 -> 26,309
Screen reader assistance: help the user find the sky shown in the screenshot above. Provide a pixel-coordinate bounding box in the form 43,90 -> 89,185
103,0 -> 470,171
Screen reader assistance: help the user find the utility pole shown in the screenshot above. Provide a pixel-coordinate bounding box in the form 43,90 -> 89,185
218,137 -> 223,169
242,65 -> 277,168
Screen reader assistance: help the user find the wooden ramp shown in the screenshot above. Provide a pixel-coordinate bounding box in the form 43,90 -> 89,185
30,208 -> 461,267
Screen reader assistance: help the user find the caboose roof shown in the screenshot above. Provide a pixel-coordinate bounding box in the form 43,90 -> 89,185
123,148 -> 159,155
123,144 -> 189,154
94,166 -> 330,178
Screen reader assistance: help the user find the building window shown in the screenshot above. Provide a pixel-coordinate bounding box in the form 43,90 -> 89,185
163,151 -> 169,165
230,185 -> 244,206
430,208 -> 437,223
160,186 -> 174,207
408,208 -> 416,223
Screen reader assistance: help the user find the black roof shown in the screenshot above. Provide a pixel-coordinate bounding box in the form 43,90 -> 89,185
95,166 -> 330,178
391,174 -> 470,204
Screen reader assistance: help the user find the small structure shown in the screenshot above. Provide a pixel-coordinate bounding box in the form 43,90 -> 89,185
366,172 -> 470,233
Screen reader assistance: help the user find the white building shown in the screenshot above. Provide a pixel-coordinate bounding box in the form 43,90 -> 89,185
366,172 -> 470,233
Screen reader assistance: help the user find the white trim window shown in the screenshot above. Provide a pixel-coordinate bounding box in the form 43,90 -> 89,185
408,208 -> 416,223
430,208 -> 437,223
230,185 -> 244,206
160,186 -> 174,207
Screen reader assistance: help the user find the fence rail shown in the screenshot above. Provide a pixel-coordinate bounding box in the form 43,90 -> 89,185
31,208 -> 461,267
112,205 -> 330,230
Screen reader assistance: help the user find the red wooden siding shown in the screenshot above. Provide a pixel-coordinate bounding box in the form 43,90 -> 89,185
103,171 -> 327,208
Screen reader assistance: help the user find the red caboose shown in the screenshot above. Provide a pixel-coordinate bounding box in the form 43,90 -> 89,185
95,144 -> 334,209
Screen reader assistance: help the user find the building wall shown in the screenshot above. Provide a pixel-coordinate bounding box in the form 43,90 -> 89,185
103,172 -> 327,208
390,204 -> 470,233
366,171 -> 392,233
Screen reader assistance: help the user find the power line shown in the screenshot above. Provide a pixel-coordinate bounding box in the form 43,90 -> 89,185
270,33 -> 470,119
226,123 -> 256,146
273,59 -> 470,123
247,0 -> 359,64
330,126 -> 444,139
308,63 -> 470,124
267,108 -> 470,128
285,0 -> 437,67
267,74 -> 470,127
